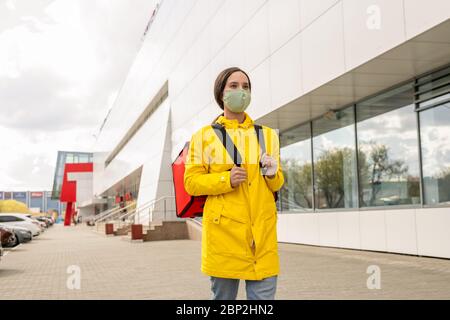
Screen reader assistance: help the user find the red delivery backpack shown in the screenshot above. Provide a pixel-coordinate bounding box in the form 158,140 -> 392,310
172,142 -> 207,218
172,124 -> 277,218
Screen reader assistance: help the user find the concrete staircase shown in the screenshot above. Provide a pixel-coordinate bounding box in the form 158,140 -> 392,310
114,224 -> 132,236
143,221 -> 189,241
94,219 -> 203,242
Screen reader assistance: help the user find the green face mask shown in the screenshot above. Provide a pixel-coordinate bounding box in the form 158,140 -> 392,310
223,89 -> 251,113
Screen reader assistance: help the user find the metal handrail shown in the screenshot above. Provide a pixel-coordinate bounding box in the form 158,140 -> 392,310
95,196 -> 176,232
95,202 -> 136,224
115,203 -> 151,229
110,197 -> 169,228
137,196 -> 175,225
92,205 -> 120,223
116,207 -> 138,223
114,207 -> 138,230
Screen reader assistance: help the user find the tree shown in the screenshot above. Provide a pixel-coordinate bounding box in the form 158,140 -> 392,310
358,141 -> 409,206
281,159 -> 312,210
0,200 -> 30,213
314,147 -> 356,209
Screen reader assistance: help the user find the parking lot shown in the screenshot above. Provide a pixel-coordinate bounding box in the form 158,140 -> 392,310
1,223 -> 450,300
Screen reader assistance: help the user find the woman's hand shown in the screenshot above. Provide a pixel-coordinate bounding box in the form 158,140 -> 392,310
261,153 -> 278,178
230,165 -> 247,188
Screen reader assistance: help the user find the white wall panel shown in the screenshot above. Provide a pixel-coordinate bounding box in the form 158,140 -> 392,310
277,213 -> 289,243
224,27 -> 248,71
247,58 -> 271,120
287,213 -> 319,245
343,0 -> 406,71
95,100 -> 170,196
244,3 -> 270,72
268,0 -> 301,54
337,211 -> 361,250
318,212 -> 339,247
416,208 -> 450,259
404,0 -> 450,40
359,211 -> 387,252
385,209 -> 418,255
270,33 -> 302,109
224,0 -> 250,39
299,0 -> 340,30
301,2 -> 346,94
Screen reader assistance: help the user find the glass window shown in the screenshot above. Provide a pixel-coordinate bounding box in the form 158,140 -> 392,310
30,197 -> 44,211
312,106 -> 358,209
357,82 -> 420,207
417,66 -> 450,109
79,154 -> 89,163
65,154 -> 74,163
280,123 -> 313,211
420,101 -> 450,205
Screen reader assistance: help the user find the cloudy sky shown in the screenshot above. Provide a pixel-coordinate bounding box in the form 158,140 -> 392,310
0,0 -> 157,191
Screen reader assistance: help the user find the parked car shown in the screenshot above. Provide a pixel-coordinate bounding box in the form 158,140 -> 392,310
24,215 -> 47,230
36,220 -> 47,230
0,225 -> 16,247
35,216 -> 52,228
0,214 -> 41,237
43,216 -> 54,225
0,223 -> 32,246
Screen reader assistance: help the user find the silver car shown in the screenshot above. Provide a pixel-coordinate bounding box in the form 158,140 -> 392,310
0,223 -> 33,246
0,213 -> 41,237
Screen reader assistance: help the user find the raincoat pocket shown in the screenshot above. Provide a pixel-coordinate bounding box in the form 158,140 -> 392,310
259,203 -> 278,252
261,201 -> 277,220
208,206 -> 249,257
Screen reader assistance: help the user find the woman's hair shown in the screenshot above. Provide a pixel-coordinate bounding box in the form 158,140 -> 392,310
213,67 -> 252,111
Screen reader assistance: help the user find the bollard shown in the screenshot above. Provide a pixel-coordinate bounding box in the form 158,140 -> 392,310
105,223 -> 114,235
131,224 -> 143,240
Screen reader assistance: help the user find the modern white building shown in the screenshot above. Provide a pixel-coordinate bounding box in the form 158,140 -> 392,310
93,0 -> 450,258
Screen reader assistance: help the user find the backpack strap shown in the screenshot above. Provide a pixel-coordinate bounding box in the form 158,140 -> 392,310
211,123 -> 242,167
254,124 -> 279,202
211,123 -> 267,168
253,124 -> 266,171
211,123 -> 279,202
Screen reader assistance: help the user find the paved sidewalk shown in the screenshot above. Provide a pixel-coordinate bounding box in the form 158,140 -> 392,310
1,224 -> 449,300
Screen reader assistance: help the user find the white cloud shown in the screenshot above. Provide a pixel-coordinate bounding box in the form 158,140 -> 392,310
0,0 -> 157,191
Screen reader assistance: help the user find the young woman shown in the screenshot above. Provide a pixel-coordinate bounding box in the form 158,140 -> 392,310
184,67 -> 284,300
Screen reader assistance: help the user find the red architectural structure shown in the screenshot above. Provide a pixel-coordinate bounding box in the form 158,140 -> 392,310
59,163 -> 93,226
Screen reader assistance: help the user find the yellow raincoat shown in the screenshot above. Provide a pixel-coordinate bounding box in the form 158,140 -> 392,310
184,112 -> 284,280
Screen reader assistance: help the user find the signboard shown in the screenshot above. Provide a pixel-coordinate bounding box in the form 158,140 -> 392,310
31,192 -> 43,198
13,192 -> 27,204
13,192 -> 27,200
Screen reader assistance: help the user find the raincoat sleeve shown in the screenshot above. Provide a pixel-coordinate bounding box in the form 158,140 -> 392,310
264,129 -> 285,192
184,129 -> 235,196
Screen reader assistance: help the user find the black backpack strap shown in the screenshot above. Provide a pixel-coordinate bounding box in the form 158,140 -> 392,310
253,125 -> 265,168
211,123 -> 242,167
254,124 -> 279,202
